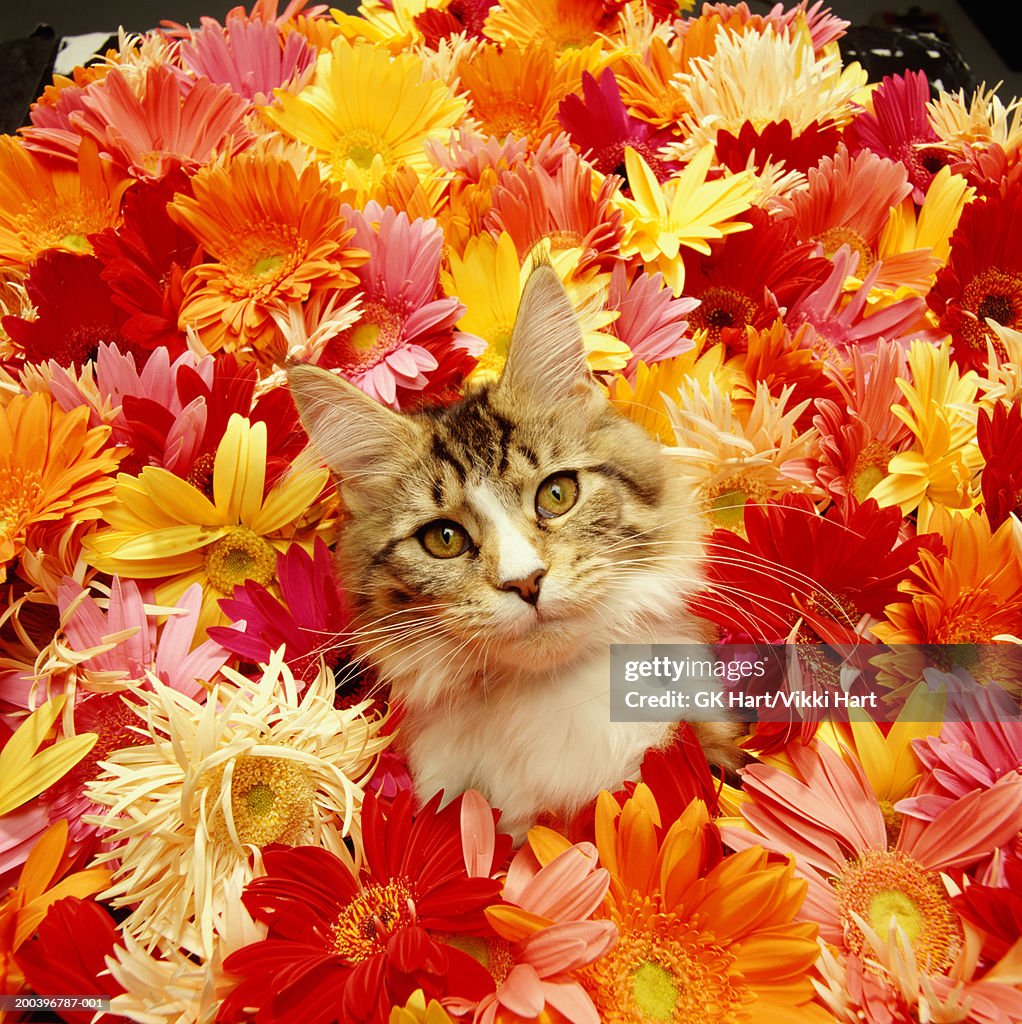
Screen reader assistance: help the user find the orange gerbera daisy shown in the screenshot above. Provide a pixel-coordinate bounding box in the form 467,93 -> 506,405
583,786 -> 828,1024
458,42 -> 598,146
0,137 -> 130,270
872,506 -> 1022,649
169,149 -> 366,359
1,392 -> 122,584
483,0 -> 622,49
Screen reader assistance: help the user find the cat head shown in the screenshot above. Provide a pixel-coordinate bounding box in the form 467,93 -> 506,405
288,265 -> 705,705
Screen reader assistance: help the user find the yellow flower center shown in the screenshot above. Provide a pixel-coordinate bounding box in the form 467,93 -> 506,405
814,226 -> 876,274
333,879 -> 416,962
222,224 -> 304,296
688,287 -> 758,346
703,474 -> 770,536
582,896 -> 747,1024
59,232 -> 91,252
330,127 -> 393,177
437,932 -> 514,985
481,99 -> 541,140
203,527 -> 277,594
834,848 -> 961,971
932,606 -> 993,645
23,197 -> 109,258
329,300 -> 404,372
850,440 -> 892,502
212,755 -> 315,848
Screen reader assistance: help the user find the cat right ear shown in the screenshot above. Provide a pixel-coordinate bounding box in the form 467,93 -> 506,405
287,363 -> 413,488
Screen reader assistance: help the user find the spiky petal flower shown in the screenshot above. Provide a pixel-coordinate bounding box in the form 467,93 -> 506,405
85,651 -> 389,958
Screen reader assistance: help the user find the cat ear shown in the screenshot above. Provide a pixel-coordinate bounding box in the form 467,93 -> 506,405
287,363 -> 413,488
498,264 -> 590,399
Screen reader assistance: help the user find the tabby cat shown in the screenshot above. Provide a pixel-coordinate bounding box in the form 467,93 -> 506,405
289,265 -> 738,839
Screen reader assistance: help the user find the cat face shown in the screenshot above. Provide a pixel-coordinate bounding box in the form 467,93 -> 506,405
289,266 -> 705,705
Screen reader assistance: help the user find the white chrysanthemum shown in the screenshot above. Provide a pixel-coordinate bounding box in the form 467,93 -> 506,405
665,378 -> 822,536
669,28 -> 868,162
86,651 -> 390,958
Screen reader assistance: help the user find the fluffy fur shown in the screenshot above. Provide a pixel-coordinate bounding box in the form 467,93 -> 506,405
289,265 -> 738,838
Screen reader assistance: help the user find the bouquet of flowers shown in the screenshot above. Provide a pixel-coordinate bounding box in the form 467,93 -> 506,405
1,1 -> 1021,1022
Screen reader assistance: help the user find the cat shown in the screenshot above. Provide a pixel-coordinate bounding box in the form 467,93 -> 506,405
288,264 -> 739,839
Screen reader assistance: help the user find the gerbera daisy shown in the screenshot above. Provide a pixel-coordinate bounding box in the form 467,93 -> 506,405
81,413 -> 331,631
210,538 -> 350,688
582,787 -> 826,1024
872,506 -> 1022,650
178,14 -> 317,106
558,69 -> 682,187
483,0 -> 621,48
0,392 -> 121,585
953,861 -> 1022,960
613,34 -> 690,138
169,148 -> 365,359
868,339 -> 982,527
449,828 -> 616,1023
724,739 -> 1022,975
70,63 -> 253,181
89,169 -> 200,355
672,27 -> 867,163
680,205 -> 831,349
456,42 -> 591,147
265,37 -> 467,195
1,251 -> 129,368
218,789 -> 508,1023
927,188 -> 1022,371
714,118 -> 842,180
691,493 -> 939,645
979,399 -> 1022,528
0,820 -> 111,995
440,229 -> 619,383
316,201 -> 483,406
483,147 -> 624,279
86,652 -> 388,958
0,136 -> 129,270
844,69 -> 947,203
665,378 -> 821,539
617,145 -> 759,297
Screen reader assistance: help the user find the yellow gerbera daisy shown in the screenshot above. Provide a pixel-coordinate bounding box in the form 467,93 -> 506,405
1,391 -> 122,584
331,0 -> 431,51
264,37 -> 467,199
168,148 -> 366,360
87,652 -> 389,958
869,339 -> 982,529
0,136 -> 130,270
584,787 -> 828,1024
82,413 -> 331,632
441,231 -> 624,382
617,146 -> 758,296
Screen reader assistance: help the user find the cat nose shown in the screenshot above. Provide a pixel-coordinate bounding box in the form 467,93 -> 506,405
501,569 -> 546,605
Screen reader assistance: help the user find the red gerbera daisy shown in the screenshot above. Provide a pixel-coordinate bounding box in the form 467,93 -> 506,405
953,861 -> 1022,961
1,250 -> 129,368
414,0 -> 492,46
715,118 -> 842,178
927,189 -> 1022,370
844,69 -> 949,203
210,538 -> 352,690
218,790 -> 510,1024
691,493 -> 940,644
90,170 -> 199,355
977,400 -> 1022,529
557,69 -> 681,187
682,206 -> 831,351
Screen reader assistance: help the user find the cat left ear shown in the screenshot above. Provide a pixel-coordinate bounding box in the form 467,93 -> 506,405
497,264 -> 591,400
287,362 -> 413,490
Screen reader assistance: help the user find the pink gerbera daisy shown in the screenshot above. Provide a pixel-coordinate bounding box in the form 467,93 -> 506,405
785,246 -> 929,364
210,538 -> 352,690
178,14 -> 316,105
557,70 -> 681,186
318,202 -> 484,408
844,69 -> 949,203
604,263 -> 697,376
70,63 -> 253,180
725,739 -> 1022,966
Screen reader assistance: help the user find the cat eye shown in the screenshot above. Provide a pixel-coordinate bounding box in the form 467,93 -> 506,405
536,472 -> 579,519
419,519 -> 470,558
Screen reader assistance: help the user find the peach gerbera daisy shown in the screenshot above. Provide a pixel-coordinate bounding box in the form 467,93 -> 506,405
584,787 -> 827,1024
169,148 -> 366,360
0,136 -> 129,270
265,37 -> 467,197
1,391 -> 122,584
